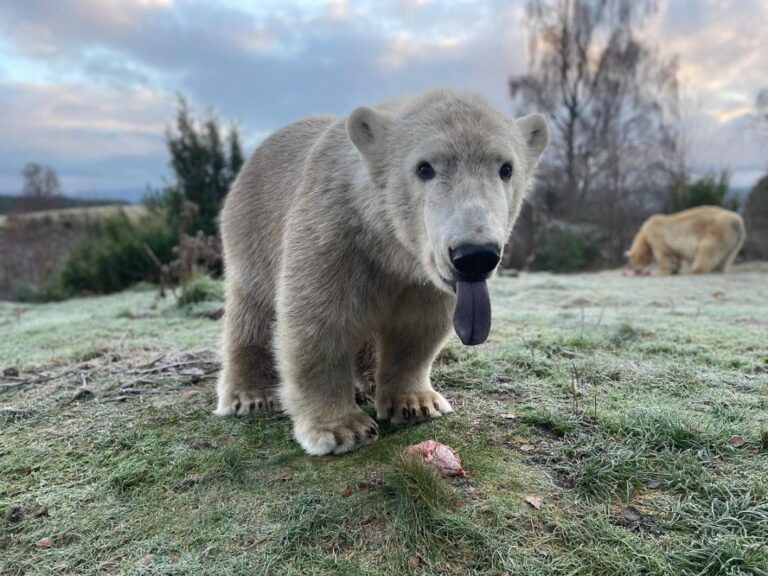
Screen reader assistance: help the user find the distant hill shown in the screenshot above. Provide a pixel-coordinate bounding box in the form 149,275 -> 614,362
0,194 -> 127,215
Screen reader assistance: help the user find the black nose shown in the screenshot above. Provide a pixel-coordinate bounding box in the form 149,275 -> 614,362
449,243 -> 501,279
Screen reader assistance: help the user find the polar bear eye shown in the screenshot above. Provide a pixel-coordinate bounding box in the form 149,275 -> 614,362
499,162 -> 513,181
416,161 -> 436,181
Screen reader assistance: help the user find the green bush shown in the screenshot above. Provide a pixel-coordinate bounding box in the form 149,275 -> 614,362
668,171 -> 737,213
56,210 -> 177,296
532,222 -> 603,272
15,280 -> 71,303
177,274 -> 224,308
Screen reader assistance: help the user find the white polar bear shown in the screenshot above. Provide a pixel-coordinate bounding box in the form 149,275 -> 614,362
215,88 -> 549,455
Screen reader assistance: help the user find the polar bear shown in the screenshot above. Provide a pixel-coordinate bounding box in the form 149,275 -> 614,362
215,88 -> 549,455
626,206 -> 746,275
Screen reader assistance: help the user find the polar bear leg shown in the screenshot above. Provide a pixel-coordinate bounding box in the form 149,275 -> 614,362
276,319 -> 379,456
374,287 -> 454,424
215,282 -> 279,416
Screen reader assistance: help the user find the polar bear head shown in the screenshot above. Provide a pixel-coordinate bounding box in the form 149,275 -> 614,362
347,89 -> 548,295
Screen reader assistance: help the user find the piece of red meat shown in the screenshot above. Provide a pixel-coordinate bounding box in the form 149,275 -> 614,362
402,440 -> 467,477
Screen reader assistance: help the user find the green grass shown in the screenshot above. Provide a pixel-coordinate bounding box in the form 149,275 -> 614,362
2,269 -> 768,575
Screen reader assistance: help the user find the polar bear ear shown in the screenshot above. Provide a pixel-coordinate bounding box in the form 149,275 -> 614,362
347,107 -> 390,160
516,113 -> 549,166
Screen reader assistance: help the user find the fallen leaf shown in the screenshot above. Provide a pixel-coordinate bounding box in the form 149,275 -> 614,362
620,506 -> 642,522
71,387 -> 93,402
222,433 -> 237,443
98,559 -> 120,571
169,554 -> 179,563
524,495 -> 542,510
189,440 -> 214,450
407,555 -> 420,568
173,475 -> 205,492
500,413 -> 517,420
519,444 -> 536,452
200,545 -> 215,558
727,435 -> 745,448
36,537 -> 54,549
137,554 -> 155,566
180,367 -> 205,383
341,484 -> 353,497
712,456 -> 725,466
273,469 -> 293,482
711,290 -> 725,299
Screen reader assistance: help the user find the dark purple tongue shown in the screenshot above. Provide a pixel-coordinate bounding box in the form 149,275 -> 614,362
452,280 -> 491,346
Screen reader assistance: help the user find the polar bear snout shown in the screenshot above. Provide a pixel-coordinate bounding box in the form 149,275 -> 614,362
448,243 -> 501,281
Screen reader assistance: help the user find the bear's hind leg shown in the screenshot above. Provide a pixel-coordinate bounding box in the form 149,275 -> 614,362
375,288 -> 454,424
354,339 -> 377,401
691,239 -> 721,274
215,283 -> 279,416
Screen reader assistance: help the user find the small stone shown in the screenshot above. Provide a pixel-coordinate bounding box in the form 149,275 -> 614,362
36,537 -> 54,548
407,555 -> 420,568
32,506 -> 48,518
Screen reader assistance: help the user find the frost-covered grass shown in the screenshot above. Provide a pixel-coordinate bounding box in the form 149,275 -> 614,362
1,269 -> 767,575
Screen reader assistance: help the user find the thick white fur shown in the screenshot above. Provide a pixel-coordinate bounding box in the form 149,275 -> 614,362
215,88 -> 549,455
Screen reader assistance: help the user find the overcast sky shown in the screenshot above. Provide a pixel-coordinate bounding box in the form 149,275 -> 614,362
0,0 -> 766,201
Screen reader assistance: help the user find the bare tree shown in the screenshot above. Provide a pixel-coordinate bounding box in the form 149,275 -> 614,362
757,88 -> 768,124
510,0 -> 682,261
22,163 -> 62,198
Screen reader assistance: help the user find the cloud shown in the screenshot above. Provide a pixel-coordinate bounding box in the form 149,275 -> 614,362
0,0 -> 530,197
0,81 -> 172,196
0,0 -> 764,198
653,0 -> 768,116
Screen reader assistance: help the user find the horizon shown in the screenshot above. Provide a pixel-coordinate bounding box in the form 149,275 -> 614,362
0,0 -> 766,201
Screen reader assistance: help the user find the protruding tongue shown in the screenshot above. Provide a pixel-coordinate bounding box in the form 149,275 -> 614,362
452,280 -> 491,346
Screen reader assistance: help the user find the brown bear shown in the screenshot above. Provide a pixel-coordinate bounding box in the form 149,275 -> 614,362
626,206 -> 746,275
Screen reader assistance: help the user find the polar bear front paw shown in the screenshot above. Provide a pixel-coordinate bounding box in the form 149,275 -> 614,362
293,410 -> 379,455
376,390 -> 453,424
214,388 -> 279,416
